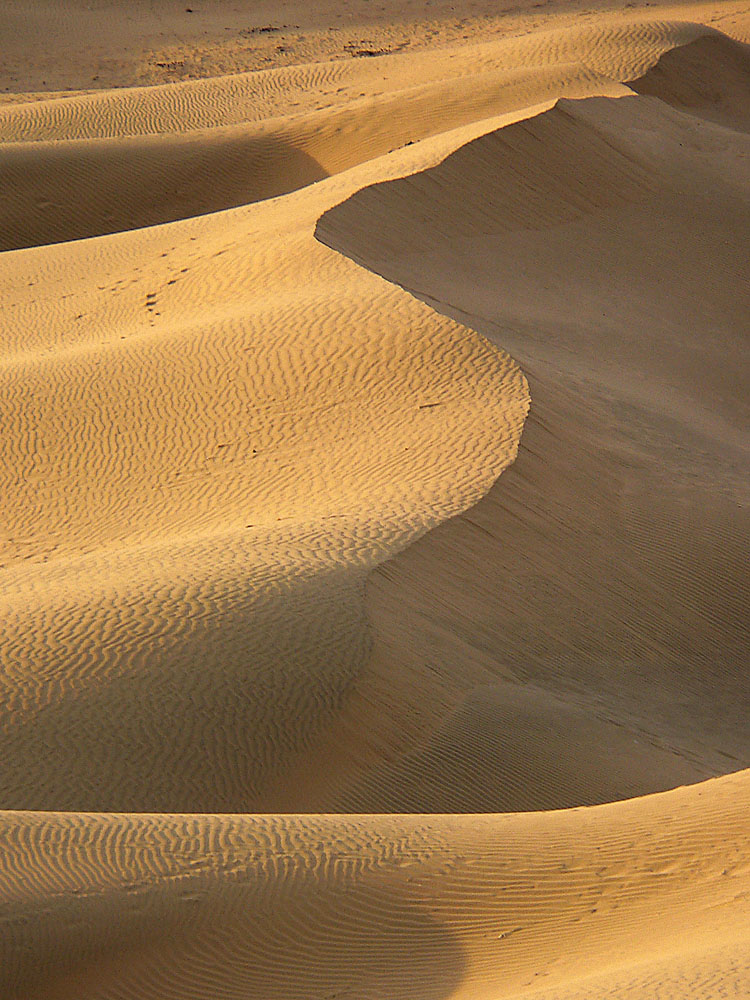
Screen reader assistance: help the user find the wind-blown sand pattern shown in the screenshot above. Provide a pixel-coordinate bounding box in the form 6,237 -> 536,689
1,2 -> 748,997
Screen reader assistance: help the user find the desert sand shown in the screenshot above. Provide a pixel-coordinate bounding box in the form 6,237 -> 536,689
0,1 -> 748,997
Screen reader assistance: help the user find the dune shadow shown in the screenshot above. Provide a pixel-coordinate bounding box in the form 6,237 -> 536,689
0,563 -> 370,813
628,32 -> 750,132
0,127 -> 328,251
314,85 -> 750,809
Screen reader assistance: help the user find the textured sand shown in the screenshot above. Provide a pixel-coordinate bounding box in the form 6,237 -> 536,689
2,772 -> 749,999
1,1 -> 748,997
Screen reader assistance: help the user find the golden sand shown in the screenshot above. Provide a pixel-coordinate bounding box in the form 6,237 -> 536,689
1,1 -> 748,996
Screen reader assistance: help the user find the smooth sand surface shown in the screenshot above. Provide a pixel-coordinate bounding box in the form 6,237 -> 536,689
1,1 -> 748,997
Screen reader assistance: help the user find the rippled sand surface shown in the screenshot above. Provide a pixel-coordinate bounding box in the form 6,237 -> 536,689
1,1 -> 748,997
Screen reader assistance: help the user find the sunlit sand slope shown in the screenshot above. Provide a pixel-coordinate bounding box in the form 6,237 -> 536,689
0,112 -> 535,813
1,770 -> 748,999
314,83 -> 749,811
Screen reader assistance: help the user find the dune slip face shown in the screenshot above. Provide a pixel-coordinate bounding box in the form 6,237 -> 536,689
314,54 -> 750,812
1,2 -> 749,998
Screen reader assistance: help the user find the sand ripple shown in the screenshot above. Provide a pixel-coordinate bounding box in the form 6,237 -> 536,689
0,6 -> 748,998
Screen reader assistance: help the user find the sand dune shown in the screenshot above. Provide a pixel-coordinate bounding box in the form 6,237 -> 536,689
0,62 -> 625,250
1,1 -> 748,997
0,18 -> 729,250
629,31 -> 750,128
2,771 -> 749,999
314,89 -> 749,810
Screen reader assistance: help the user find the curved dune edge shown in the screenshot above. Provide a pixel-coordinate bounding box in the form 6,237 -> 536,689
0,210 -> 528,812
4,17 -> 737,816
0,84 -> 548,812
0,62 -> 624,250
0,19 -> 745,810
1,769 -> 749,999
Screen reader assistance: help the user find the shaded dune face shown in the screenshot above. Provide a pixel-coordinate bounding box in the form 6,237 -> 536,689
628,32 -> 750,130
314,86 -> 750,811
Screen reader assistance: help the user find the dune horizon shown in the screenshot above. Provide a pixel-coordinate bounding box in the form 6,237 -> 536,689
1,1 -> 748,997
